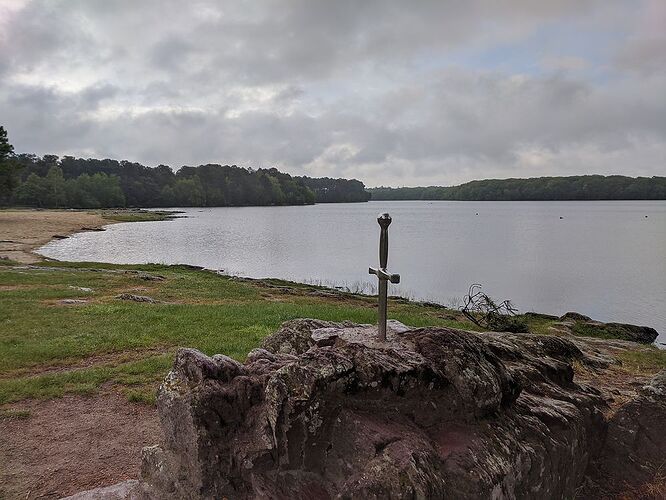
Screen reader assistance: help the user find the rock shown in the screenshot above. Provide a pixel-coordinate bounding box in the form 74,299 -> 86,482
59,299 -> 89,305
561,312 -> 592,322
573,320 -> 658,344
138,321 -> 608,499
61,480 -> 141,500
592,370 -> 666,496
68,286 -> 93,292
598,322 -> 659,344
310,319 -> 411,347
524,311 -> 560,320
386,318 -> 411,333
259,318 -> 356,355
136,273 -> 165,282
559,313 -> 659,344
115,294 -> 160,304
171,348 -> 246,385
307,289 -> 344,298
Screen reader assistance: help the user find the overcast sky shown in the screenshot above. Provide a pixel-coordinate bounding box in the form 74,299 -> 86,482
1,0 -> 664,186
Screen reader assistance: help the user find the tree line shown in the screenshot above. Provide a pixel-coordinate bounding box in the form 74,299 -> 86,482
0,126 -> 369,208
369,175 -> 666,201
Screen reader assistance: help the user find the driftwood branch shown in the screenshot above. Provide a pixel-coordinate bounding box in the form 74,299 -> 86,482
461,283 -> 524,332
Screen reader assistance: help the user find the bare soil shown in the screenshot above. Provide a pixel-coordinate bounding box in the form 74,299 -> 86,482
0,210 -> 112,263
0,392 -> 162,499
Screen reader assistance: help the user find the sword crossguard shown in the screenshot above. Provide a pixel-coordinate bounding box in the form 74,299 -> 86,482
368,267 -> 400,284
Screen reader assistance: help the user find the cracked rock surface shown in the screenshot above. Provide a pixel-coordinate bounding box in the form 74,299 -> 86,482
136,320 -> 616,499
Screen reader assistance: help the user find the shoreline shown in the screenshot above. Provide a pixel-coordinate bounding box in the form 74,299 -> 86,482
0,208 -> 178,263
0,209 -> 115,264
2,207 -> 662,346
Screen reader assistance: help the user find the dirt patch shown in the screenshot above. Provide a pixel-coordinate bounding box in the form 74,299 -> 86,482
0,284 -> 36,292
576,363 -> 652,415
0,210 -> 114,263
0,391 -> 162,499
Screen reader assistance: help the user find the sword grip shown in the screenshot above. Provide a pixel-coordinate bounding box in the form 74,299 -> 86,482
377,213 -> 391,268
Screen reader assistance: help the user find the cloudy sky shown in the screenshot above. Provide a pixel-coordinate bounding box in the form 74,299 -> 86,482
0,0 -> 664,186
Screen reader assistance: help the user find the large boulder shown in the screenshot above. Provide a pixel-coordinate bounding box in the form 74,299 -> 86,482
596,322 -> 659,344
559,313 -> 659,344
138,320 -> 608,499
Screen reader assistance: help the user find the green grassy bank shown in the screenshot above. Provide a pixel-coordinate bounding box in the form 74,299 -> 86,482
1,259 -> 664,407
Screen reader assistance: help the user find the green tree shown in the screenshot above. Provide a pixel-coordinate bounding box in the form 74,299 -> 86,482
0,126 -> 22,204
173,177 -> 205,206
44,166 -> 67,207
15,173 -> 49,206
0,126 -> 12,160
65,173 -> 125,208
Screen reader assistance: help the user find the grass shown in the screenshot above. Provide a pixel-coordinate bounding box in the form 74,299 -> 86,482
1,261 -> 662,406
572,322 -> 627,341
616,348 -> 666,375
521,313 -> 561,335
0,262 -> 474,405
0,408 -> 31,419
125,387 -> 158,405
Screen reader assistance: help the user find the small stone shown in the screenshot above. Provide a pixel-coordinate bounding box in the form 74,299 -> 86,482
560,312 -> 592,322
59,299 -> 88,305
386,319 -> 411,334
115,293 -> 160,303
137,272 -> 166,281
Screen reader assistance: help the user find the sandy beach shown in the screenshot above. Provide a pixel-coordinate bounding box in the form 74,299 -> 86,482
0,210 -> 115,263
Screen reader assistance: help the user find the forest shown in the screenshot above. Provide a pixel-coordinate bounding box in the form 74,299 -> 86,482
3,126 -> 664,207
369,175 -> 666,201
0,127 -> 369,208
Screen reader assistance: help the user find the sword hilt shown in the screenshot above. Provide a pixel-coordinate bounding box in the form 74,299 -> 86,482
377,213 -> 391,268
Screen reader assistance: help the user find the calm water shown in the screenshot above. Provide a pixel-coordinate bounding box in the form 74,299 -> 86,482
39,201 -> 666,343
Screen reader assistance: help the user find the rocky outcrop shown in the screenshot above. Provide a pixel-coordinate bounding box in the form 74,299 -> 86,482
115,293 -> 160,304
592,322 -> 659,344
137,320 -> 610,499
558,313 -> 659,344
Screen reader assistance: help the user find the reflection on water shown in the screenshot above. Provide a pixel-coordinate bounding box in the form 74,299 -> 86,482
39,200 -> 666,342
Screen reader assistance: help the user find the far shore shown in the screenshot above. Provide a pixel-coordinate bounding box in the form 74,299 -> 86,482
0,208 -> 176,263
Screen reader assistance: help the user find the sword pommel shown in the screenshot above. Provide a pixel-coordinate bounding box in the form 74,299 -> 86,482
377,212 -> 392,229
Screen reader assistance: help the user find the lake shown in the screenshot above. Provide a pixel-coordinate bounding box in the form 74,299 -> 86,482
38,201 -> 666,343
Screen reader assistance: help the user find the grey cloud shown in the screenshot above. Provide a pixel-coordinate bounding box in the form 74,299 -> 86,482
615,38 -> 666,75
149,36 -> 197,73
273,85 -> 305,102
0,0 -> 664,187
1,0 -> 595,87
